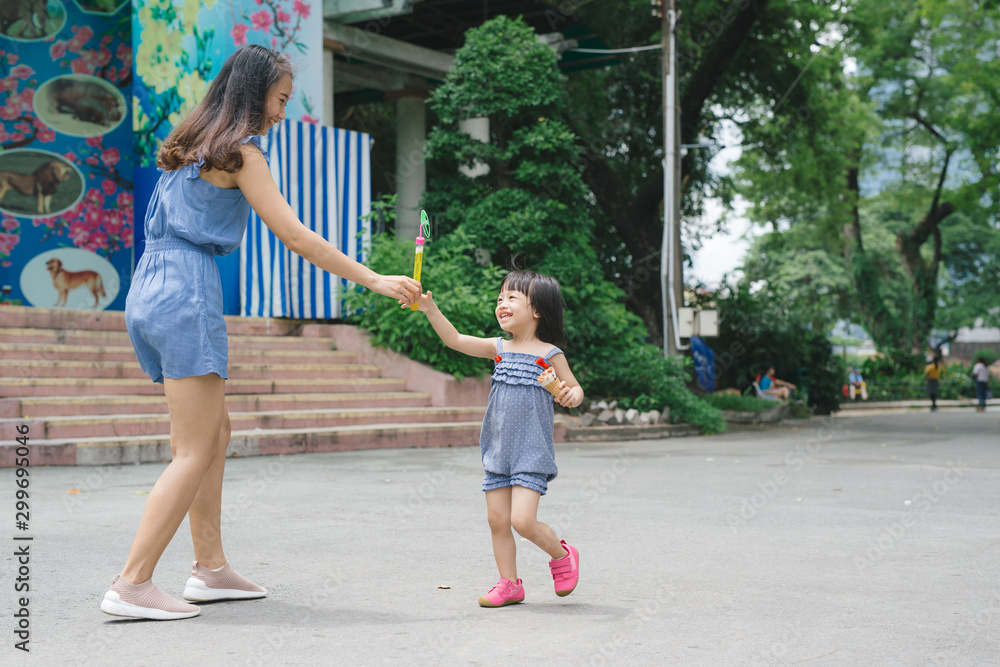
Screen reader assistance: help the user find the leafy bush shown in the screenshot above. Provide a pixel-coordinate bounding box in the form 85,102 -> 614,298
348,15 -> 727,434
345,229 -> 505,379
702,394 -> 785,413
575,345 -> 727,434
862,362 -> 1000,401
704,282 -> 845,414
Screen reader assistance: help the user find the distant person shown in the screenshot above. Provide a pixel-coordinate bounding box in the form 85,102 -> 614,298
972,356 -> 990,412
757,363 -> 796,400
848,367 -> 868,401
924,356 -> 944,411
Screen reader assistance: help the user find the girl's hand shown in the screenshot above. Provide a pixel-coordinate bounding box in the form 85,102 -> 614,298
371,274 -> 421,307
409,290 -> 437,312
555,382 -> 583,409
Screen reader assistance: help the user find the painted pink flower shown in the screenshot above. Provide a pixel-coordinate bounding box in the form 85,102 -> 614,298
100,147 -> 120,167
100,35 -> 112,47
271,37 -> 277,48
62,152 -> 77,162
293,0 -> 311,19
117,191 -> 133,208
72,25 -> 94,47
37,127 -> 55,143
86,156 -> 99,166
276,9 -> 291,23
10,65 -> 34,79
250,10 -> 273,32
71,58 -> 96,75
85,136 -> 102,147
2,217 -> 18,231
50,41 -> 67,60
101,178 -> 117,196
95,48 -> 112,67
231,23 -> 249,46
13,122 -> 29,133
302,114 -> 319,124
115,43 -> 129,62
6,54 -> 17,65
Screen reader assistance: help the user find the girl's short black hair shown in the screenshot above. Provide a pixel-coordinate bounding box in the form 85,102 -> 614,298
759,362 -> 774,375
500,270 -> 566,348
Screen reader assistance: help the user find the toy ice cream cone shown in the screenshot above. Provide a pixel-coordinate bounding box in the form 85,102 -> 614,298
536,358 -> 562,396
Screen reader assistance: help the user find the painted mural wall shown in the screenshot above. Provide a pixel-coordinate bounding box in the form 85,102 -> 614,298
0,0 -> 322,313
131,0 -> 322,314
0,0 -> 134,311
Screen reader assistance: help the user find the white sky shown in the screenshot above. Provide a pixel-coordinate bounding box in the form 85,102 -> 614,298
686,120 -> 759,287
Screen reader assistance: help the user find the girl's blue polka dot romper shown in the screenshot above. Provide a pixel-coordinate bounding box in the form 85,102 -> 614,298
480,338 -> 562,494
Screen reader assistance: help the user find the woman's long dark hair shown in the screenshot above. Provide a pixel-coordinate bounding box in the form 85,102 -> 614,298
157,45 -> 293,173
500,270 -> 567,348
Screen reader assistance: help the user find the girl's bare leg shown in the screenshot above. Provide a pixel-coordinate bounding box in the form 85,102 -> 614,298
188,408 -> 231,569
120,374 -> 225,584
510,485 -> 568,560
485,488 -> 517,580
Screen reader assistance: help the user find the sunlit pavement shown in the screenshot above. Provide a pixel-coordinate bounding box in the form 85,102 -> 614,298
6,409 -> 998,665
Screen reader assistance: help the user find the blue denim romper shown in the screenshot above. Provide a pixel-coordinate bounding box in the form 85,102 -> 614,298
125,136 -> 265,383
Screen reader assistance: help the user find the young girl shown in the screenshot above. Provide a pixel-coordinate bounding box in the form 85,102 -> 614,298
416,270 -> 584,607
101,45 -> 420,620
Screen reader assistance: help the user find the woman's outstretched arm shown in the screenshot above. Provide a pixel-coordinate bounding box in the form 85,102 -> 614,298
236,146 -> 419,304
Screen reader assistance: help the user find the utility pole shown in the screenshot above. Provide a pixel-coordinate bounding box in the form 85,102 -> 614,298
659,0 -> 685,356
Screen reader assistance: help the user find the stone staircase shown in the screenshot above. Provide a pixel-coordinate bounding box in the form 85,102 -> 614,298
0,306 -> 522,467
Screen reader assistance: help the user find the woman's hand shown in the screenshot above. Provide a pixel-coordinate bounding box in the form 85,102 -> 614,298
371,274 -> 421,307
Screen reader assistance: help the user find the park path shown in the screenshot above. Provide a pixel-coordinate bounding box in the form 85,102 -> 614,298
3,410 -> 997,665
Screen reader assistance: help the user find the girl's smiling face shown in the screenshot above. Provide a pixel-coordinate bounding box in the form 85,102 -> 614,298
496,288 -> 538,334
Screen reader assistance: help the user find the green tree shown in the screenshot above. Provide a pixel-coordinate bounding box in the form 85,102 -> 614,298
350,15 -> 725,433
563,0 -> 846,342
734,0 -> 1000,367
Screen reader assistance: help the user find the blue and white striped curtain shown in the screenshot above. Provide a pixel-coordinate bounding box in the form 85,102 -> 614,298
240,120 -> 371,318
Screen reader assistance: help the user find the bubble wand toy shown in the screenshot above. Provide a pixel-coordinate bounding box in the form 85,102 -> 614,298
410,210 -> 430,310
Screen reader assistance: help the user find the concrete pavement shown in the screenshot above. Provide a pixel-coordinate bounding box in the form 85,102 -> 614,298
2,409 -> 999,665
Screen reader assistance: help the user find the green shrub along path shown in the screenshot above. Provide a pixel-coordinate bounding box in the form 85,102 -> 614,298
348,16 -> 725,434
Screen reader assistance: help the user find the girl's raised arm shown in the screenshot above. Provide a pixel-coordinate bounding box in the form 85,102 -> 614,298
416,291 -> 497,359
235,146 -> 419,304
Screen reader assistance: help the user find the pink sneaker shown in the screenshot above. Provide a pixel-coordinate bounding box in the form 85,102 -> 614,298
183,561 -> 267,602
478,578 -> 525,608
100,574 -> 200,620
549,540 -> 579,597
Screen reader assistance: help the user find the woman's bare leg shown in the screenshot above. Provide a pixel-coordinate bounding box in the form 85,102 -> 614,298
188,408 -> 231,569
120,374 -> 225,584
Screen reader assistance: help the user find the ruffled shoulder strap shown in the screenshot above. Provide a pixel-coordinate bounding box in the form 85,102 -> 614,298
543,346 -> 563,362
183,157 -> 207,180
242,134 -> 269,164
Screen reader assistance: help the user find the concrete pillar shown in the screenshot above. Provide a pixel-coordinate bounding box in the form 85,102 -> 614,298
395,95 -> 426,241
323,48 -> 334,126
458,117 -> 490,178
